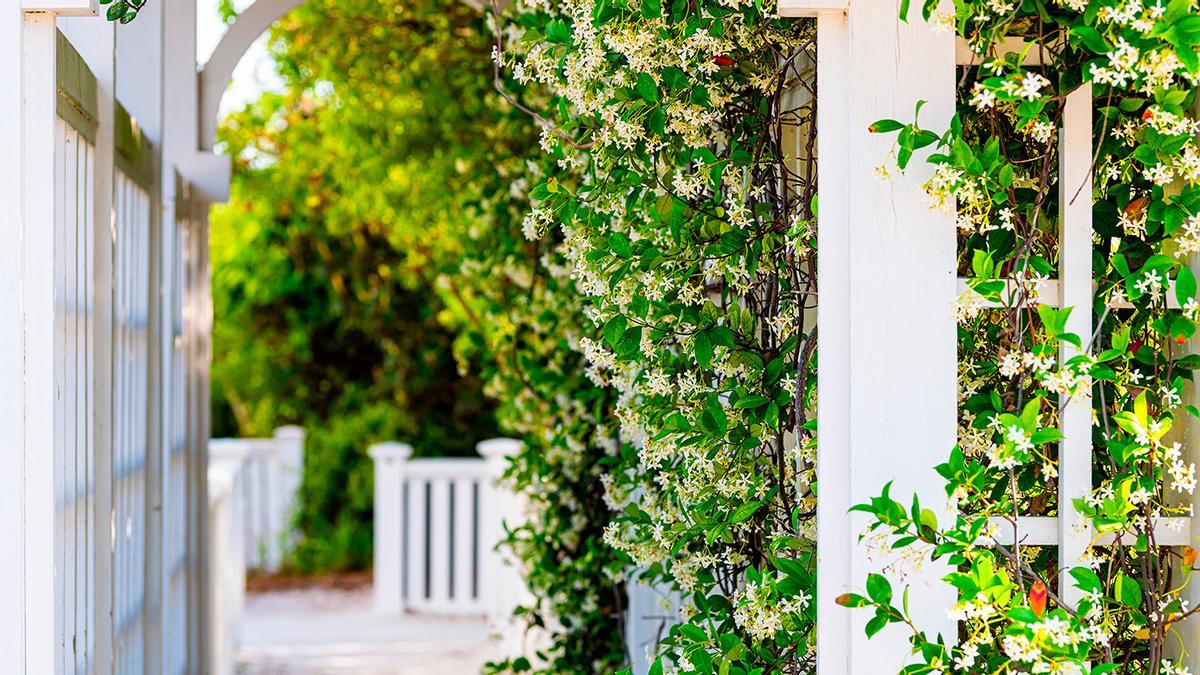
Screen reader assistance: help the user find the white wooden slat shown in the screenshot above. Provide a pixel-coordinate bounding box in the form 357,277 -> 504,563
986,516 -> 1192,547
406,478 -> 428,610
66,122 -> 77,674
72,127 -> 86,675
112,171 -> 151,675
83,137 -> 96,675
814,9 -> 852,672
429,478 -> 452,611
1058,84 -> 1094,608
453,477 -> 475,606
55,117 -> 69,675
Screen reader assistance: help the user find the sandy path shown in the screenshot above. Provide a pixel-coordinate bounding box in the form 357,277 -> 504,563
235,585 -> 498,674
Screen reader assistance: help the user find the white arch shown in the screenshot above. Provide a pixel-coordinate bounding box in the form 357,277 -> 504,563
197,0 -> 490,153
197,0 -> 306,151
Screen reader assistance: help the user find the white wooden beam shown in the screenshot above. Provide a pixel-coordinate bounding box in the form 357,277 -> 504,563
816,1 -> 957,672
1180,96 -> 1200,674
0,6 -> 28,672
986,516 -> 1192,547
777,0 -> 847,17
1057,84 -> 1093,609
20,12 -> 59,675
20,0 -> 97,16
814,8 -> 852,674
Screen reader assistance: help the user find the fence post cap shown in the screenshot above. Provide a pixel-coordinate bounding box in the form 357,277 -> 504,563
368,442 -> 414,461
476,437 -> 522,460
273,425 -> 305,440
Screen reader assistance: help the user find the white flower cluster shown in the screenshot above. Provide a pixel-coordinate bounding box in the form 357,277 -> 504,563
732,578 -> 811,642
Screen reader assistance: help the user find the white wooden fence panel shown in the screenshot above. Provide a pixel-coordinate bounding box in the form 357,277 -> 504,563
207,457 -> 247,675
208,427 -> 305,573
113,170 -> 151,674
371,444 -> 517,617
165,189 -> 192,675
53,116 -> 96,675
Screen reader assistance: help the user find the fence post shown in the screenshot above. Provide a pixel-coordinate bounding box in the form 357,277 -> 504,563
370,442 -> 412,615
206,457 -> 246,675
809,1 -> 956,672
476,438 -> 528,655
271,425 -> 305,571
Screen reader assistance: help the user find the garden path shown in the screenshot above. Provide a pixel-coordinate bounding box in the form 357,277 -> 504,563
235,584 -> 498,674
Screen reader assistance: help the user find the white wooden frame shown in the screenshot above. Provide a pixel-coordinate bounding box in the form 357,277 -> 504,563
777,1 -> 959,672
778,1 -> 1200,671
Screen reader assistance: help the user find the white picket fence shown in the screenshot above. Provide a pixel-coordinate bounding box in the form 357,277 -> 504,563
204,426 -> 305,675
370,438 -> 533,647
208,427 -> 306,573
206,455 -> 248,675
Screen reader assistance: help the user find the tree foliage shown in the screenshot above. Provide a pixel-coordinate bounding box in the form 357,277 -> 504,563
210,0 -> 507,572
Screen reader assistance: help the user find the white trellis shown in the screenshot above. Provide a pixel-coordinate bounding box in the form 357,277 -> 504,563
4,0 -> 1200,674
1,4 -> 215,673
370,439 -> 530,620
776,1 -> 1200,672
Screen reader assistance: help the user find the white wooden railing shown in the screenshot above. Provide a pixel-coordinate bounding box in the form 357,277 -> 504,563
370,438 -> 533,644
204,426 -> 304,675
206,455 -> 248,675
208,426 -> 306,573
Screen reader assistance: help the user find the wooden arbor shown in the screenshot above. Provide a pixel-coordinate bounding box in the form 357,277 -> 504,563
778,0 -> 1200,672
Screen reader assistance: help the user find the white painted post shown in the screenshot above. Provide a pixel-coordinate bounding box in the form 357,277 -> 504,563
780,0 -> 958,672
370,442 -> 412,615
271,425 -> 305,570
0,8 -> 25,670
207,457 -> 246,675
477,438 -> 528,653
20,13 -> 62,675
1057,84 -> 1094,609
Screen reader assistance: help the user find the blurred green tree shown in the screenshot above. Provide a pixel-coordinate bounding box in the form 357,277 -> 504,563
210,0 -> 506,573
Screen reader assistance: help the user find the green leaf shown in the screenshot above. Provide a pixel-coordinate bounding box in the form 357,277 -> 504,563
734,394 -> 770,409
1116,572 -> 1142,608
640,0 -> 662,18
865,613 -> 889,638
603,314 -> 627,348
869,119 -> 904,134
1178,266 -> 1197,307
636,72 -> 659,104
694,332 -> 714,368
866,573 -> 892,604
730,501 -> 760,523
609,232 -> 633,258
1071,25 -> 1110,53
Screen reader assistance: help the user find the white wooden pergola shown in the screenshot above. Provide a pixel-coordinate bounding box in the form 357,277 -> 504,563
0,1 -> 299,672
2,0 -> 1197,673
